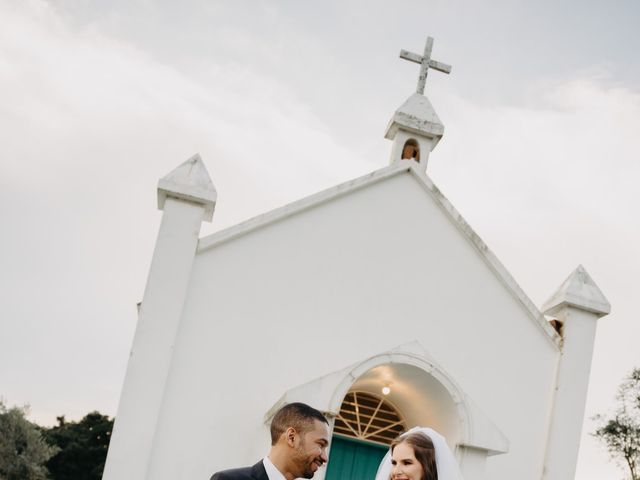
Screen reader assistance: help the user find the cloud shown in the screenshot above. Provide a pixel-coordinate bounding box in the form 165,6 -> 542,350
0,0 -> 372,424
434,74 -> 639,245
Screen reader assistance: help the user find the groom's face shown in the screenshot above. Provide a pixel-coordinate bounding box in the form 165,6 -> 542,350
291,420 -> 330,479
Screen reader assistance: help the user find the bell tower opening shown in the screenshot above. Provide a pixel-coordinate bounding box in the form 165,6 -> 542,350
401,139 -> 420,162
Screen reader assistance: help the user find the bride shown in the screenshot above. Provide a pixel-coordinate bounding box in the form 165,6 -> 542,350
374,427 -> 464,480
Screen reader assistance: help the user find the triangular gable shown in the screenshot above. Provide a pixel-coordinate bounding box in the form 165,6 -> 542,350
198,160 -> 561,348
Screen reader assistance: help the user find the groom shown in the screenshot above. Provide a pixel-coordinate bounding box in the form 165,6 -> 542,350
210,402 -> 330,480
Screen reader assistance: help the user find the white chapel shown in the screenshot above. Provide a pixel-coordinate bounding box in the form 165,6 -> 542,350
102,37 -> 611,480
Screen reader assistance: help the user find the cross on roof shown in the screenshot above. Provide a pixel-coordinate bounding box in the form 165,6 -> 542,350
400,37 -> 452,95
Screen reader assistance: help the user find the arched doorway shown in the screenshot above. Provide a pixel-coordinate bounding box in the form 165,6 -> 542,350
266,347 -> 509,480
325,391 -> 405,480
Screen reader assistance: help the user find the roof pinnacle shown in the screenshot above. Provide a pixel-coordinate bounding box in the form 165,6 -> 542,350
541,265 -> 611,317
157,153 -> 217,222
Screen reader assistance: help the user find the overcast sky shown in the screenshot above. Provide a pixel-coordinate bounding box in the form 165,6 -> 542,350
1,1 -> 639,479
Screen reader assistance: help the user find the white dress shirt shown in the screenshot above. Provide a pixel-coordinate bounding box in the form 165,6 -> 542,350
263,456 -> 287,480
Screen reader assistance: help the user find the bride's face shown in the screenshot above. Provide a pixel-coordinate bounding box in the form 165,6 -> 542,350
390,442 -> 423,480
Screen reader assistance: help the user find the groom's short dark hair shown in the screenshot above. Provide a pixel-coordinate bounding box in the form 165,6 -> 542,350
270,402 -> 328,445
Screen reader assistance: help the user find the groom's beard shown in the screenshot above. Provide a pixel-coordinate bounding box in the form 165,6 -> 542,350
294,440 -> 324,479
299,459 -> 322,479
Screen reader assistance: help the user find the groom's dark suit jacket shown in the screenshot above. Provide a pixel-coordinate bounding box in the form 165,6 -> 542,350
210,460 -> 268,480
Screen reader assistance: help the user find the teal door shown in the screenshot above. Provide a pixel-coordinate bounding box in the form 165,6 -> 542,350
325,435 -> 388,480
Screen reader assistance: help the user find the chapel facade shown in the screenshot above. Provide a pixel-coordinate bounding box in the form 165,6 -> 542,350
103,38 -> 610,480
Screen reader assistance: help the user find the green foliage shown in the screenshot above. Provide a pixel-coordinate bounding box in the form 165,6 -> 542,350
594,368 -> 640,480
43,412 -> 113,480
0,400 -> 58,480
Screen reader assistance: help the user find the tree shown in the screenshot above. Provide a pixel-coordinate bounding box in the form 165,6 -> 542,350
594,368 -> 640,480
43,411 -> 113,480
0,400 -> 58,480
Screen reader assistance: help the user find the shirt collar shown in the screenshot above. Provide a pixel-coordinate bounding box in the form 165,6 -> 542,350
263,456 -> 287,480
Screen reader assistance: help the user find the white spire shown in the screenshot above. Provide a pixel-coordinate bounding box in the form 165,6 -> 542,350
157,153 -> 217,222
541,264 -> 610,480
386,37 -> 451,169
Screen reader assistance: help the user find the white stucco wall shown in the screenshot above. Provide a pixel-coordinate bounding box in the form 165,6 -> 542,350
143,171 -> 560,480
